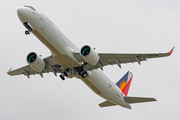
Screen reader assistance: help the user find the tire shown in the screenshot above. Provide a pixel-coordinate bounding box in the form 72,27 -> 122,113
63,71 -> 68,77
81,71 -> 88,78
78,70 -> 84,76
25,30 -> 29,35
60,75 -> 65,80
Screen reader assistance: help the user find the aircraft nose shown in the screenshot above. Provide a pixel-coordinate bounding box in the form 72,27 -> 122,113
17,7 -> 24,16
17,7 -> 27,22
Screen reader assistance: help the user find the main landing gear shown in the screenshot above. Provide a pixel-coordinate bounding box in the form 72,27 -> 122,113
59,69 -> 88,80
78,70 -> 88,78
59,71 -> 68,81
55,65 -> 88,80
54,65 -> 69,81
59,71 -> 68,80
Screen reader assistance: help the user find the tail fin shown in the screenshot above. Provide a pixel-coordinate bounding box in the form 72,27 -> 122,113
116,71 -> 133,96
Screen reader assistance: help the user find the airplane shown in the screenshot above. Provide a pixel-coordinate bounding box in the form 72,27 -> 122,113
7,5 -> 175,109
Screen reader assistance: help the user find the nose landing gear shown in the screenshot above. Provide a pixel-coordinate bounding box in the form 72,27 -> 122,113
25,30 -> 31,35
23,22 -> 33,35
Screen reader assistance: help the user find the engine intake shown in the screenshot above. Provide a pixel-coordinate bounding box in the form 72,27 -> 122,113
80,45 -> 99,66
27,52 -> 45,72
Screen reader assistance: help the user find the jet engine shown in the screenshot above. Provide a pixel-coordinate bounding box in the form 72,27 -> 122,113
80,45 -> 99,66
26,52 -> 45,72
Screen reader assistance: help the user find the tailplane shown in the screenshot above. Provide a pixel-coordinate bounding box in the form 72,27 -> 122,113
99,71 -> 156,108
99,101 -> 117,107
116,71 -> 133,96
124,96 -> 156,104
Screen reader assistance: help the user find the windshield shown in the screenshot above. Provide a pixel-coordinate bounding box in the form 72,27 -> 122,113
24,5 -> 36,11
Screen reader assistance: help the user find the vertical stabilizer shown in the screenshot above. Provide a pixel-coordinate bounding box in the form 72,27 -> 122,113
116,71 -> 133,96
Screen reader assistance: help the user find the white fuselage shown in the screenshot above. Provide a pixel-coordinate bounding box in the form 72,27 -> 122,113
17,6 -> 131,109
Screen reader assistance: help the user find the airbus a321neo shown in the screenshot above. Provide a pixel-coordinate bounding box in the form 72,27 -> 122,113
8,6 -> 175,109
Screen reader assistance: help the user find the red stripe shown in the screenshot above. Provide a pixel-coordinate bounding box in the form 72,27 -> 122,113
122,76 -> 133,96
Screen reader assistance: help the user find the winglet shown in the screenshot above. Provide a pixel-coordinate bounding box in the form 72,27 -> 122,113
7,67 -> 13,73
169,47 -> 175,55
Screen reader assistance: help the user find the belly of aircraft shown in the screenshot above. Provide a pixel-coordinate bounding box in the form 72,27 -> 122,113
32,30 -> 80,68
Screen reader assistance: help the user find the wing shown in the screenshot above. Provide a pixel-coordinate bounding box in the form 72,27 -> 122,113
74,47 -> 175,71
7,55 -> 60,78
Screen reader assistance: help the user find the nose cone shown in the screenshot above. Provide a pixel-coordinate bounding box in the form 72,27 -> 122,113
17,7 -> 27,22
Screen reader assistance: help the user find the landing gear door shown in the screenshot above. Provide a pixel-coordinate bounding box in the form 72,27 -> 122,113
23,22 -> 34,31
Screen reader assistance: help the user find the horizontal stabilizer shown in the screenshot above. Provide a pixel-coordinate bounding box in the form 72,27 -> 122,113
124,96 -> 157,104
99,101 -> 117,107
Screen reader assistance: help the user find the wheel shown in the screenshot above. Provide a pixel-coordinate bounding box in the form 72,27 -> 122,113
78,70 -> 88,78
25,30 -> 30,35
78,70 -> 84,76
60,74 -> 65,80
63,71 -> 68,77
66,68 -> 70,72
81,71 -> 88,78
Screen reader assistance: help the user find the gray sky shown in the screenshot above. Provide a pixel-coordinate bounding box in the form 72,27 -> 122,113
1,0 -> 180,120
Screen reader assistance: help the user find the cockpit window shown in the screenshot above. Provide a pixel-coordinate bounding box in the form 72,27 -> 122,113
24,5 -> 36,11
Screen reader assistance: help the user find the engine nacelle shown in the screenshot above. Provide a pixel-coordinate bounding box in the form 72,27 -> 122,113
26,52 -> 45,72
80,45 -> 99,66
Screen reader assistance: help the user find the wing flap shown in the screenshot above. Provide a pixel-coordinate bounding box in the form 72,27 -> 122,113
99,101 -> 117,107
124,96 -> 157,104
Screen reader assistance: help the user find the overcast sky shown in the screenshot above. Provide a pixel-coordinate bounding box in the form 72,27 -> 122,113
1,0 -> 180,120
